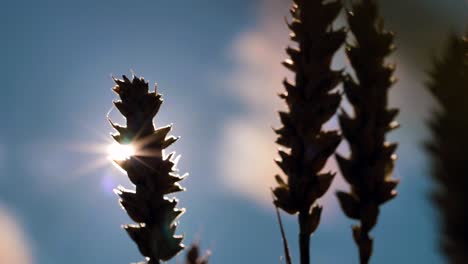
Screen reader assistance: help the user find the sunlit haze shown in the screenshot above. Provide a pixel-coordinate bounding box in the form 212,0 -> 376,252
107,143 -> 135,161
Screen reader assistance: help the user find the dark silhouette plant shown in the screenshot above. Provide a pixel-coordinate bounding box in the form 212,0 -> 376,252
426,34 -> 468,264
335,1 -> 399,263
110,75 -> 185,264
272,0 -> 346,263
185,244 -> 210,264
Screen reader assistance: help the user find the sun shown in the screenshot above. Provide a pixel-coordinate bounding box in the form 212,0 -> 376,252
107,142 -> 135,161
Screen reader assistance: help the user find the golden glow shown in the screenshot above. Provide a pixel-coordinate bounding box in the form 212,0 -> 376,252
107,143 -> 135,161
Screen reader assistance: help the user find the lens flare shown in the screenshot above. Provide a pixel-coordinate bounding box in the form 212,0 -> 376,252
107,143 -> 135,161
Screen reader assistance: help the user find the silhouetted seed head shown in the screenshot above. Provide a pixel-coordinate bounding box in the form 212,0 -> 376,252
335,1 -> 399,263
426,34 -> 468,263
110,75 -> 185,263
272,1 -> 345,263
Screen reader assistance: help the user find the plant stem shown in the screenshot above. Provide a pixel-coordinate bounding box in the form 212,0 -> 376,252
148,259 -> 160,264
299,210 -> 310,264
275,204 -> 292,264
356,226 -> 372,264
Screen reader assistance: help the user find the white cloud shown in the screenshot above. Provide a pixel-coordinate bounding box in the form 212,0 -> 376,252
225,30 -> 286,114
217,118 -> 277,205
217,118 -> 346,219
217,0 -> 288,207
0,206 -> 32,264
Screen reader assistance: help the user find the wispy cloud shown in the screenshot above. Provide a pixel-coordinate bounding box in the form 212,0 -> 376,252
217,0 -> 289,207
0,206 -> 32,264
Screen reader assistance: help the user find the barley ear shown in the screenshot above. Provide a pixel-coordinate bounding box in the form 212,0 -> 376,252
110,75 -> 185,263
336,1 -> 399,263
272,1 -> 345,263
426,34 -> 468,263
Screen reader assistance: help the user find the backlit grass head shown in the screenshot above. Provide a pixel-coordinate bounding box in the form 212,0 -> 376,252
109,75 -> 185,264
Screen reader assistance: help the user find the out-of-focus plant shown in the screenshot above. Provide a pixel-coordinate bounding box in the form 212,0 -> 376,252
426,34 -> 468,264
272,0 -> 346,263
185,244 -> 210,264
335,0 -> 399,263
110,75 -> 185,264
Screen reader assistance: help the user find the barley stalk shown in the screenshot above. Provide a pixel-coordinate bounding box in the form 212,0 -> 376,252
274,203 -> 292,264
426,34 -> 468,264
272,1 -> 346,263
335,1 -> 399,263
109,75 -> 185,264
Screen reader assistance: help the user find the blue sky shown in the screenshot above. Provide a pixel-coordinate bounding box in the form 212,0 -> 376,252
0,0 -> 466,263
